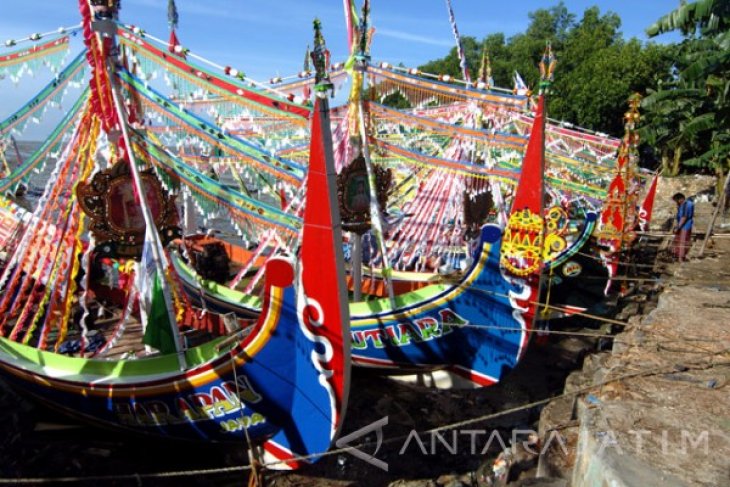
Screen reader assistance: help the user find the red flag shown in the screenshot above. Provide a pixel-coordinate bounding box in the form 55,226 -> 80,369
168,29 -> 186,59
638,173 -> 659,232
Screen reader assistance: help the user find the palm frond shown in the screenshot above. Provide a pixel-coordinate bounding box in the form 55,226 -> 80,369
642,88 -> 703,107
647,0 -> 728,37
682,142 -> 730,168
683,50 -> 730,80
682,112 -> 717,137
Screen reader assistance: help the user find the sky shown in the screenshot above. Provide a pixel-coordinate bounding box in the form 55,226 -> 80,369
0,0 -> 682,139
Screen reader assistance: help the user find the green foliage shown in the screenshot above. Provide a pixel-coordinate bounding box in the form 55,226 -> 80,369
419,36 -> 482,82
552,36 -> 672,135
416,2 -> 673,137
647,0 -> 730,37
642,0 -> 730,175
381,91 -> 411,109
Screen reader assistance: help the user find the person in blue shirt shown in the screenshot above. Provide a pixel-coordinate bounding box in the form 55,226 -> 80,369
672,192 -> 694,261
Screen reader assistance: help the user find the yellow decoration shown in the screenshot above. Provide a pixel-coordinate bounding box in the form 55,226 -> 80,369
500,208 -> 544,277
348,70 -> 363,137
55,114 -> 100,349
545,206 -> 567,235
542,206 -> 567,259
543,233 -> 567,259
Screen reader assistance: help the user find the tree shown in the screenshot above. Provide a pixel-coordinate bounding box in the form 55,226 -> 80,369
381,91 -> 411,109
415,3 -> 673,137
641,84 -> 707,176
419,36 -> 481,81
547,7 -> 674,134
553,36 -> 673,135
643,0 -> 730,182
482,33 -> 511,87
506,3 -> 575,89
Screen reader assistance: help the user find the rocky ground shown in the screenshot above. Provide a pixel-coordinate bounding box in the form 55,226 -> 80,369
537,237 -> 730,487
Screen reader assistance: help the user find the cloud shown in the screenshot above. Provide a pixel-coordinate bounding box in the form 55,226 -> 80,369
376,28 -> 453,47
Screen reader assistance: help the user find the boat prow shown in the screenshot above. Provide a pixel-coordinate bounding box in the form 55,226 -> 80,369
0,252 -> 346,467
241,256 -> 347,468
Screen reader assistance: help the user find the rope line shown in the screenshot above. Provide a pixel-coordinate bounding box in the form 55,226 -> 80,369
2,24 -> 81,45
1,351 -> 727,484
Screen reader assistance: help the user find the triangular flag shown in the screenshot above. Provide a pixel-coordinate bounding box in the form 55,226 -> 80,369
168,29 -> 185,59
142,272 -> 178,354
638,173 -> 659,232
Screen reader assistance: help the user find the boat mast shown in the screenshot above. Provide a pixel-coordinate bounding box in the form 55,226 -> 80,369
348,1 -> 397,305
84,0 -> 187,367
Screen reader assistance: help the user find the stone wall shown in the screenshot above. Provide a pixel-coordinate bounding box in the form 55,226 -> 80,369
651,175 -> 717,232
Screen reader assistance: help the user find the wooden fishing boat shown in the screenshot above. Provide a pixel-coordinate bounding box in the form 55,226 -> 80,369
0,0 -> 623,405
169,64 -> 559,387
0,5 -> 350,470
173,214 -> 611,324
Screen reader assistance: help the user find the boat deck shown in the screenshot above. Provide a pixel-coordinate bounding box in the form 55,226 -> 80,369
30,301 -> 228,361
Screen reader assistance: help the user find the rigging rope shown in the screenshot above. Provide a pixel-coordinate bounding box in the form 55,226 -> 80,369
1,352 -> 726,483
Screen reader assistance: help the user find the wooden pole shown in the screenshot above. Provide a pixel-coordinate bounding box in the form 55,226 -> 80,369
357,102 -> 396,306
700,170 -> 730,257
101,18 -> 187,368
352,233 -> 362,301
182,191 -> 196,236
10,136 -> 24,167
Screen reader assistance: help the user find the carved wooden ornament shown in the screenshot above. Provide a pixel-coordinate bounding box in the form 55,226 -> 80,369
76,162 -> 179,258
336,154 -> 391,234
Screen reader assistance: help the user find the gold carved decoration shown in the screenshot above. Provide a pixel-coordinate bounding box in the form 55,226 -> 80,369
76,162 -> 180,258
337,154 -> 391,234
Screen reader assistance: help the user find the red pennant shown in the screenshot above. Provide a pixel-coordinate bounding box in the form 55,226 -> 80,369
168,29 -> 186,59
638,174 -> 659,232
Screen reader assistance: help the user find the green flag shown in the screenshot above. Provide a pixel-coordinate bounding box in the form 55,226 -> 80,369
142,273 -> 178,355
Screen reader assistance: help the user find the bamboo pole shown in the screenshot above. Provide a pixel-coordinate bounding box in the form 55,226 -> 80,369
700,170 -> 730,257
357,101 -> 396,306
103,23 -> 187,368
